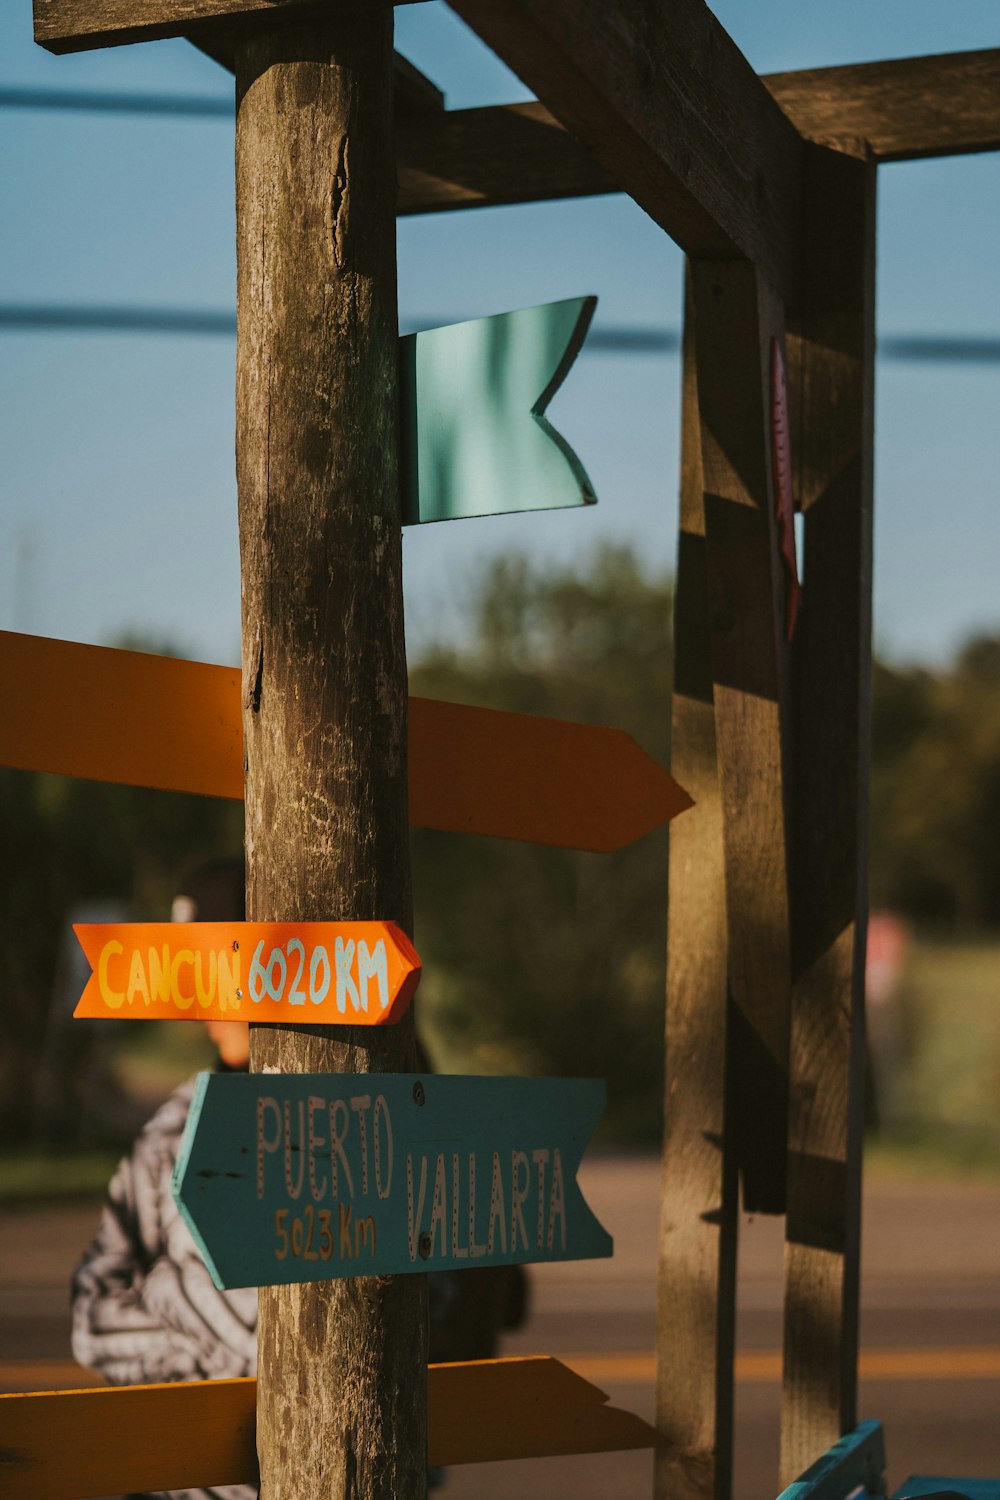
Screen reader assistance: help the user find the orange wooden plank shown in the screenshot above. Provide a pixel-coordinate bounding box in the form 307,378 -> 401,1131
0,632 -> 691,851
0,1378 -> 256,1500
428,1356 -> 657,1464
0,1358 -> 658,1498
407,695 -> 690,850
0,631 -> 242,798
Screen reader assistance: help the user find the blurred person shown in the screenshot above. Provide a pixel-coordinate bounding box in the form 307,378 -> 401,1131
71,860 -> 256,1500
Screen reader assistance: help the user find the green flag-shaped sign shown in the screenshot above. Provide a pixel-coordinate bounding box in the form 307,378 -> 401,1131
400,296 -> 598,524
173,1072 -> 612,1289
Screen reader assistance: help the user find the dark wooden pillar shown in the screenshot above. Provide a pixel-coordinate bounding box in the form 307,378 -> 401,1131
235,14 -> 426,1498
693,259 -> 795,1222
659,255 -> 797,1500
656,276 -> 739,1500
780,139 -> 876,1485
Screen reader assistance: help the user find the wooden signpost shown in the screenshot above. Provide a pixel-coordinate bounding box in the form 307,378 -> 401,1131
173,1072 -> 612,1289
72,920 -> 421,1024
31,0 -> 998,1496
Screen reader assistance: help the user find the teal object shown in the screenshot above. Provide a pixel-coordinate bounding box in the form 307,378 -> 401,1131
895,1484 -> 1000,1498
399,297 -> 598,524
173,1071 -> 612,1290
775,1420 -> 886,1500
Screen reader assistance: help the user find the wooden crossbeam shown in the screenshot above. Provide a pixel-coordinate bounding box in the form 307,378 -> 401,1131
397,48 -> 1000,218
766,49 -> 1000,162
0,1359 -> 658,1499
397,101 -> 607,215
34,6 -> 1000,224
446,0 -> 802,303
0,632 -> 690,851
33,0 -> 419,54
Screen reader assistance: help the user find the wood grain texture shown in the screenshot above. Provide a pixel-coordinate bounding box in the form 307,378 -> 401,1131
693,259 -> 794,1216
655,276 -> 738,1500
446,0 -> 802,303
233,16 -> 424,1498
0,633 -> 689,850
0,1378 -> 257,1500
397,101 -> 613,214
0,1359 -> 658,1498
767,49 -> 1000,162
192,36 -> 445,114
780,139 -> 876,1486
33,0 -> 416,53
395,50 -> 1000,217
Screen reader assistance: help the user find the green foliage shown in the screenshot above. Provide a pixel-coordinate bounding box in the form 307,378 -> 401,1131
0,768 -> 243,1145
871,637 -> 1000,925
410,547 -> 674,1142
869,934 -> 1000,1174
4,555 -> 1000,1155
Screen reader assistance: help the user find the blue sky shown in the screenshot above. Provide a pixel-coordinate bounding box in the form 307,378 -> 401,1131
1,2 -> 998,667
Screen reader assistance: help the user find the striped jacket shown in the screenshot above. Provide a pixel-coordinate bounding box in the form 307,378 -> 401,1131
71,1078 -> 257,1500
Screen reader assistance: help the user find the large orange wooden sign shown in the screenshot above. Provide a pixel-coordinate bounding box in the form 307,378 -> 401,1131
0,632 -> 692,852
73,922 -> 421,1025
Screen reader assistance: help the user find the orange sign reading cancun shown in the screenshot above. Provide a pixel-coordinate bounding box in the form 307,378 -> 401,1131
73,922 -> 421,1026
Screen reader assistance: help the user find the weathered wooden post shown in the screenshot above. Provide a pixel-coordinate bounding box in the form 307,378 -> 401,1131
656,279 -> 738,1500
234,14 -> 426,1497
781,138 -> 876,1485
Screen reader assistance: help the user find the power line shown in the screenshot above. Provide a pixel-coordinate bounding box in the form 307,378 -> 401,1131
0,304 -> 998,363
0,86 -> 232,118
0,304 -> 236,335
880,334 -> 1000,364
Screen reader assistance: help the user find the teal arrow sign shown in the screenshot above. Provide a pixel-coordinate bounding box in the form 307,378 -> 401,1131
173,1072 -> 612,1289
399,297 -> 598,524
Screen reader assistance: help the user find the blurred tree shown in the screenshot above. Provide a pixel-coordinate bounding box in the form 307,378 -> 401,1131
0,634 -> 245,1146
870,635 -> 1000,927
5,575 -> 999,1149
410,547 -> 674,1142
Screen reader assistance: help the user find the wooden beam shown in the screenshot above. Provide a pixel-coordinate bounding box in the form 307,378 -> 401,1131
36,0 -> 327,53
655,275 -> 738,1500
34,10 -> 1000,193
33,0 -> 421,54
446,0 -> 802,303
396,47 -> 1000,218
0,1360 -> 659,1499
397,101 -> 610,215
766,49 -> 1000,162
0,633 -> 690,850
693,258 -> 794,1215
780,139 -> 876,1486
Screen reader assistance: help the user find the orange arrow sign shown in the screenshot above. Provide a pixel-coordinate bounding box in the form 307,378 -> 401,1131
0,632 -> 692,851
73,922 -> 420,1025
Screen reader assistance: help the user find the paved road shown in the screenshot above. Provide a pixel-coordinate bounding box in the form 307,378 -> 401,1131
3,1157 -> 999,1498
